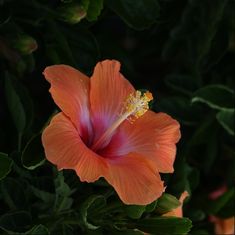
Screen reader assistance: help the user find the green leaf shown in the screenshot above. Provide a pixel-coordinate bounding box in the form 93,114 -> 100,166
54,171 -> 74,213
85,0 -> 103,21
0,211 -> 32,233
5,74 -> 26,134
80,195 -> 106,230
50,223 -> 74,235
216,109 -> 235,135
192,85 -> 234,111
202,26 -> 229,70
21,134 -> 45,170
64,26 -> 99,74
156,193 -> 181,214
157,96 -> 200,126
112,229 -> 144,235
165,74 -> 199,96
135,217 -> 192,235
25,224 -> 49,235
30,185 -> 55,205
124,205 -> 146,219
45,21 -> 77,67
4,72 -> 34,148
163,0 -> 228,70
0,153 -> 13,180
145,200 -> 158,213
106,0 -> 160,30
0,177 -> 28,210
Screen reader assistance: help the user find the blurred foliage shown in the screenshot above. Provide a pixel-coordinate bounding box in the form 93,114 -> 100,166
0,0 -> 234,234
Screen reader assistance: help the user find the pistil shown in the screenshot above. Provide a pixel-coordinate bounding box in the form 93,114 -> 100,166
91,90 -> 153,151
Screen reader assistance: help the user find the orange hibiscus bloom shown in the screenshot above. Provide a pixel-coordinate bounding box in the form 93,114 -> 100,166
42,60 -> 180,205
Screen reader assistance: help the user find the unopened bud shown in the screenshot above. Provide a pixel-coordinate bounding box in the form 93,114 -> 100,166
13,35 -> 38,55
58,4 -> 87,24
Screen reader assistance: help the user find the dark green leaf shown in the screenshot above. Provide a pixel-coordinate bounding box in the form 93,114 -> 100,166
112,229 -> 144,235
202,26 -> 229,70
207,188 -> 234,215
54,171 -> 74,213
165,74 -> 199,96
216,109 -> 235,135
0,211 -> 32,233
163,0 -> 228,70
0,153 -> 13,181
21,134 -> 45,170
145,200 -> 158,213
86,0 -> 103,21
80,195 -> 106,230
4,73 -> 34,136
192,85 -> 234,111
157,96 -> 200,126
64,26 -> 99,74
106,0 -> 160,30
135,217 -> 192,235
30,185 -> 55,205
5,74 -> 26,134
124,205 -> 146,219
45,21 -> 77,67
156,193 -> 181,214
25,224 -> 49,235
50,223 -> 74,235
0,177 -> 28,210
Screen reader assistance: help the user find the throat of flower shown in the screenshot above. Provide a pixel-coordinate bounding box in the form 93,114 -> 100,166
91,90 -> 153,152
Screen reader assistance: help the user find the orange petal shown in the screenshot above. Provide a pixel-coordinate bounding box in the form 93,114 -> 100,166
104,153 -> 165,205
102,111 -> 180,173
42,113 -> 107,182
211,216 -> 235,235
43,65 -> 92,142
89,60 -> 134,143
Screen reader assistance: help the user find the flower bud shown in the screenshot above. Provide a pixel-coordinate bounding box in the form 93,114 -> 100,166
58,4 -> 87,24
13,35 -> 38,55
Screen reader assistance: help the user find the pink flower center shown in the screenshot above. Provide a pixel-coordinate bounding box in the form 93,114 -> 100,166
91,90 -> 153,152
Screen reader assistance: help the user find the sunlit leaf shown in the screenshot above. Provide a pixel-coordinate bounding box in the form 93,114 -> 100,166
192,85 -> 234,111
216,109 -> 234,135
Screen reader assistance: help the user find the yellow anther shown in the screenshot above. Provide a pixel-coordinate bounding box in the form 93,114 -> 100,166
124,90 -> 153,120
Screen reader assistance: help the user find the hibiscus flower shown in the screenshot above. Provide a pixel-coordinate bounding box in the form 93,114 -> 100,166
42,60 -> 180,205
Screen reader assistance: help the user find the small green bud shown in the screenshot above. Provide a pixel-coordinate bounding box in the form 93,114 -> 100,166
58,4 -> 87,24
13,35 -> 38,55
